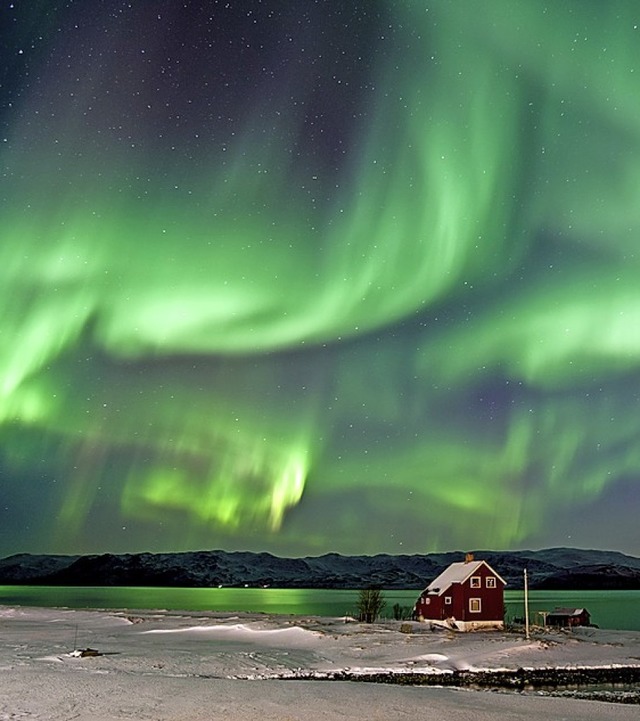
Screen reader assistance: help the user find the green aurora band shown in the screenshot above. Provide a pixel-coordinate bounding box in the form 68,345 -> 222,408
1,0 -> 640,555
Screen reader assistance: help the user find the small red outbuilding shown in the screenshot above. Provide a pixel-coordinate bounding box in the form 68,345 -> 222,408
546,607 -> 591,628
414,554 -> 506,631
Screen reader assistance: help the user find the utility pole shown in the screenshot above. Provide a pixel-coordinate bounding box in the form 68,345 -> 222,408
524,568 -> 530,640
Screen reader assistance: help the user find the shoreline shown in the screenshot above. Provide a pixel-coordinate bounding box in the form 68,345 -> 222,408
2,586 -> 640,633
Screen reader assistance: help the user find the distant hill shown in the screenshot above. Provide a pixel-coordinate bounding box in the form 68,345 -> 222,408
1,547 -> 639,590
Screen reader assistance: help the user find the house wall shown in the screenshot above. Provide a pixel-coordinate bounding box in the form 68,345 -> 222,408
459,564 -> 504,622
548,611 -> 590,627
414,592 -> 444,620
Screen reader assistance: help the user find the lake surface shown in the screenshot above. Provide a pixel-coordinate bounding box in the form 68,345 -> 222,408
1,586 -> 639,630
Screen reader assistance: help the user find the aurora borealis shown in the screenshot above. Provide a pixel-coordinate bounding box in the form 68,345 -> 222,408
2,0 -> 640,557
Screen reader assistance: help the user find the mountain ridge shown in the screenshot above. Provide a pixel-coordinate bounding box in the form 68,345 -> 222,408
1,547 -> 640,590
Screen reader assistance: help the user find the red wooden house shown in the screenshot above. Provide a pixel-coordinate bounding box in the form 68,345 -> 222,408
414,554 -> 506,631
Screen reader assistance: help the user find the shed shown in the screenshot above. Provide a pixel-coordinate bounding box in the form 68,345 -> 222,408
546,607 -> 591,628
413,554 -> 506,631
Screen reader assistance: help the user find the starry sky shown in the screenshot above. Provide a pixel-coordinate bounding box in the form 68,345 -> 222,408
2,0 -> 640,558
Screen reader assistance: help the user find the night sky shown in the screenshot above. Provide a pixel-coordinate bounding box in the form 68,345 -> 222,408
2,0 -> 640,558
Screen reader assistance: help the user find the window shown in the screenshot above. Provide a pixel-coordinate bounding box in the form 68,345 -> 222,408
444,596 -> 452,605
424,597 -> 431,605
486,577 -> 496,588
470,576 -> 481,588
469,598 -> 481,613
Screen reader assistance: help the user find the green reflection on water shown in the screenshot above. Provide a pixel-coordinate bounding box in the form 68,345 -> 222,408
1,587 -> 639,631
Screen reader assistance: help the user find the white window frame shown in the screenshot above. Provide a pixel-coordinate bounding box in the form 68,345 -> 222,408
444,596 -> 452,605
486,577 -> 496,588
470,576 -> 481,588
469,598 -> 482,613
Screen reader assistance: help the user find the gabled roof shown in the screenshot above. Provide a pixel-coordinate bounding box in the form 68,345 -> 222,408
425,560 -> 506,596
548,607 -> 589,617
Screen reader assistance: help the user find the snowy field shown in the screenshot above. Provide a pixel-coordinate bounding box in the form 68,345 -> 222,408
1,605 -> 640,720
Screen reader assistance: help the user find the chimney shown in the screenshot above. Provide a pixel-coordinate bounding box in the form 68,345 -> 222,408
464,553 -> 474,564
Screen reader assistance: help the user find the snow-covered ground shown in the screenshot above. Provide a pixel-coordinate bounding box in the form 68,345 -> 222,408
1,605 -> 639,720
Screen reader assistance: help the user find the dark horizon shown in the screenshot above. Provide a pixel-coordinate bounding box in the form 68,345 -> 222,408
3,544 -> 640,563
3,546 -> 640,595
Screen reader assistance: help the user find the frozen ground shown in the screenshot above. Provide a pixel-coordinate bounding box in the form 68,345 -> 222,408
1,605 -> 639,720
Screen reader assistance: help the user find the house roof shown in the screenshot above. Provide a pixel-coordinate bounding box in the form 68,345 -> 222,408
548,607 -> 589,617
425,560 -> 506,595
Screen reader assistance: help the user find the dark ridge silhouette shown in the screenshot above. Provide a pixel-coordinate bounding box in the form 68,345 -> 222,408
1,547 -> 640,590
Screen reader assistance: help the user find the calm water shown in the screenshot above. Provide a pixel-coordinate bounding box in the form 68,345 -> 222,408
1,586 -> 639,630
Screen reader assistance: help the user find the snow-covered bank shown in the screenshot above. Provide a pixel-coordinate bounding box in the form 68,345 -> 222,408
1,605 -> 639,719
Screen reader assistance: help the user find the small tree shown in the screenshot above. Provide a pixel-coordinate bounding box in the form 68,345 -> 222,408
356,588 -> 386,623
392,603 -> 410,621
